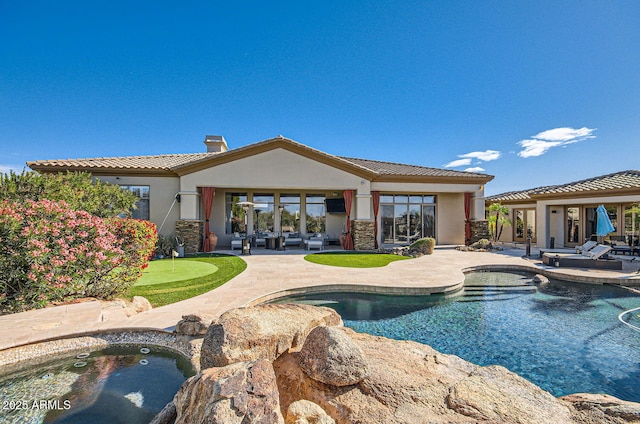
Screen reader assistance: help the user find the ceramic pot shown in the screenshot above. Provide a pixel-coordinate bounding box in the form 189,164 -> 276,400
208,233 -> 218,251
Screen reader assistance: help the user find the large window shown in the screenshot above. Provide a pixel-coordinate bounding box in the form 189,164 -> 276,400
625,203 -> 640,237
280,194 -> 300,233
305,194 -> 326,234
226,193 -> 247,234
380,194 -> 436,244
121,185 -> 149,220
254,194 -> 275,232
566,207 -> 580,244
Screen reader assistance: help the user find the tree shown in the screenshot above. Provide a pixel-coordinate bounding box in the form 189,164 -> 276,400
0,170 -> 137,217
487,203 -> 511,242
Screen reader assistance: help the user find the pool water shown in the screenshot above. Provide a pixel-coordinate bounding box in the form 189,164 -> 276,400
273,272 -> 640,402
0,345 -> 195,424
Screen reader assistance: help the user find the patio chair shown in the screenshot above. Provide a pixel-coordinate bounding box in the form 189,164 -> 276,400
254,232 -> 268,247
305,235 -> 325,250
283,232 -> 303,247
231,233 -> 243,250
231,238 -> 243,250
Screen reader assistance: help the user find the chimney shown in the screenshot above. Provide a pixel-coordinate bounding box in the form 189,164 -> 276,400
204,135 -> 228,153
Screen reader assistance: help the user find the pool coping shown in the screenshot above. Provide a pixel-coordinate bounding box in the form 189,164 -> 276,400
1,248 -> 638,353
0,328 -> 198,374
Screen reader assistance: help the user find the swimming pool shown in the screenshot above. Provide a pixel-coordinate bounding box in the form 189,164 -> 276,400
271,272 -> 640,402
0,345 -> 195,424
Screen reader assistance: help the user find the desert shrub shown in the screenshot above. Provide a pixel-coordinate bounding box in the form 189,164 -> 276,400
471,238 -> 493,250
0,200 -> 157,313
410,237 -> 436,254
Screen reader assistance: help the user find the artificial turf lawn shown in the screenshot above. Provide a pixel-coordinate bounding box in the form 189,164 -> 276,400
129,254 -> 246,307
135,259 -> 218,286
303,252 -> 410,268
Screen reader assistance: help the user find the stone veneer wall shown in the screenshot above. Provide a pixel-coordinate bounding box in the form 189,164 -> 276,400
352,220 -> 376,251
469,220 -> 490,244
176,220 -> 203,254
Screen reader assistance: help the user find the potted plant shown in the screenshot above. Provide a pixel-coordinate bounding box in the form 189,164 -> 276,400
155,235 -> 174,259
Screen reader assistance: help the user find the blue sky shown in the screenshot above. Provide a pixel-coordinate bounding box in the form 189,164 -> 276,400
1,1 -> 639,195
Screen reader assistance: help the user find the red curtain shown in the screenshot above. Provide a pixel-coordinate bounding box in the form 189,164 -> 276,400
372,191 -> 380,249
464,192 -> 471,245
343,190 -> 355,250
202,187 -> 215,251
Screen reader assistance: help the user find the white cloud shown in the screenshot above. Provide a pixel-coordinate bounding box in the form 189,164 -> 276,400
517,139 -> 563,158
444,149 -> 502,168
443,158 -> 472,168
518,127 -> 596,158
459,150 -> 502,161
532,127 -> 596,142
464,167 -> 485,173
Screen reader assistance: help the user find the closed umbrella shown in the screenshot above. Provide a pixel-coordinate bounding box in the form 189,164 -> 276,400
596,204 -> 615,238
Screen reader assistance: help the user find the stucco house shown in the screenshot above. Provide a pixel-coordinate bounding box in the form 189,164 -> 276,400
28,135 -> 493,253
485,170 -> 640,249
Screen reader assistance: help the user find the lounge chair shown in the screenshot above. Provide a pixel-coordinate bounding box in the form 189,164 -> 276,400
576,240 -> 597,254
585,244 -> 612,259
539,240 -> 597,258
542,245 -> 620,270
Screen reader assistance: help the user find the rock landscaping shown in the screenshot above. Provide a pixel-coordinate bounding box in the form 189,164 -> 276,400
160,304 -> 640,424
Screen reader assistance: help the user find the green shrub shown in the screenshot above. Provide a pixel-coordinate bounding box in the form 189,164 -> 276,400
410,237 -> 436,254
0,170 -> 137,217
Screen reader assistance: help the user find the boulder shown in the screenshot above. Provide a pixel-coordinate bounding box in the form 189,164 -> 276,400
200,304 -> 342,369
446,365 -> 573,423
286,400 -> 335,424
173,304 -> 640,424
175,312 -> 216,336
131,296 -> 152,313
149,401 -> 176,424
297,326 -> 369,386
275,327 -> 630,424
561,393 -> 640,423
173,359 -> 284,424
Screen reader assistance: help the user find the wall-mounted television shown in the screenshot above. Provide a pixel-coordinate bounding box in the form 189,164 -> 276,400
325,198 -> 346,214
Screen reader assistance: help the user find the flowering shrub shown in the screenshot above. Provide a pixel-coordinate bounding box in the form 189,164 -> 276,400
0,200 -> 157,313
92,218 -> 157,298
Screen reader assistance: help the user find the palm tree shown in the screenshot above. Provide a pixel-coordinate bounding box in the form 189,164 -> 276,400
487,203 -> 511,242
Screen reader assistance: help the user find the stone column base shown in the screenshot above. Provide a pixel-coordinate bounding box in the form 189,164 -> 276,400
176,220 -> 203,254
352,220 -> 375,251
470,220 -> 490,245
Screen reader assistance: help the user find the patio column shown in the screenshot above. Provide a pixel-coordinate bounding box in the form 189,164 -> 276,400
179,191 -> 200,220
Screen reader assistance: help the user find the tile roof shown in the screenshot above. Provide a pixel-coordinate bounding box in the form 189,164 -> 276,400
28,136 -> 493,182
27,153 -> 215,172
486,170 -> 640,203
485,188 -> 539,203
339,157 -> 491,179
532,170 -> 640,195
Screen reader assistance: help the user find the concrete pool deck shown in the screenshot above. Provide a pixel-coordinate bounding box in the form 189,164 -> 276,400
1,245 -> 639,351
